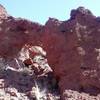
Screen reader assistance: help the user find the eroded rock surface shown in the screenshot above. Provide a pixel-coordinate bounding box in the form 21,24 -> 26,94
0,5 -> 100,100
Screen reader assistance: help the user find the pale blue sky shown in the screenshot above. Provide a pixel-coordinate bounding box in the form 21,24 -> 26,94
0,0 -> 99,24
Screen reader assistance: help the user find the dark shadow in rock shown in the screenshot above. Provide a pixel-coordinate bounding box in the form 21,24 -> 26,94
79,85 -> 100,96
1,69 -> 35,93
37,72 -> 60,93
0,69 -> 60,99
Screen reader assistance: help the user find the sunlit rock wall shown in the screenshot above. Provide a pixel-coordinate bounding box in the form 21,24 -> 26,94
0,5 -> 100,100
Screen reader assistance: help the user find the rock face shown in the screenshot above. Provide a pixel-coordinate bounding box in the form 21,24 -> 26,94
0,4 -> 8,19
0,5 -> 100,100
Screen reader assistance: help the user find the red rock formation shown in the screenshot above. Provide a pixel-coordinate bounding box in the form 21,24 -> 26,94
0,5 -> 100,99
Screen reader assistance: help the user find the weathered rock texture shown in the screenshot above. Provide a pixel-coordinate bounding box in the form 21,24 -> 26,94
0,5 -> 100,100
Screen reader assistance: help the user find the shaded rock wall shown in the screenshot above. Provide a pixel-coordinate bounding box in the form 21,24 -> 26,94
0,5 -> 100,99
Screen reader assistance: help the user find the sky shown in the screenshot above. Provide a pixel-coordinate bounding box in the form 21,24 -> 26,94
0,0 -> 99,24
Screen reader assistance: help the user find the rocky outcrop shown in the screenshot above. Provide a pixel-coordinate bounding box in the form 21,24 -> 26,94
0,5 -> 100,99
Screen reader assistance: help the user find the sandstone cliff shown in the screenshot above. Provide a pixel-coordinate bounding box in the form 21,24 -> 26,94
0,5 -> 100,100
